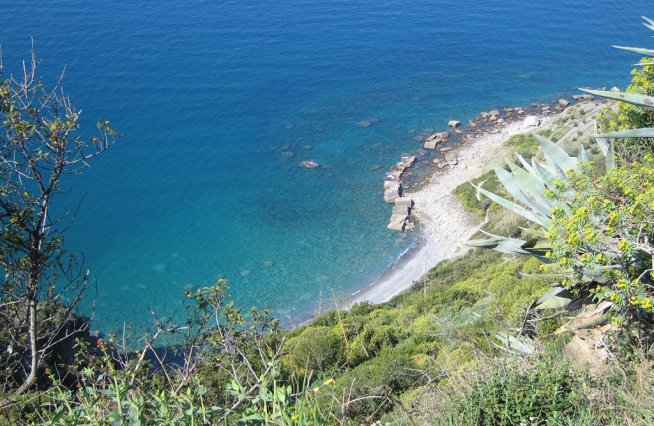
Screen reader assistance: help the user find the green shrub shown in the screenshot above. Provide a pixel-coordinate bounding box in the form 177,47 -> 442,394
432,357 -> 587,425
285,326 -> 345,376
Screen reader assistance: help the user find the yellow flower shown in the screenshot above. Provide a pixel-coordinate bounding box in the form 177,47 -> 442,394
323,378 -> 335,386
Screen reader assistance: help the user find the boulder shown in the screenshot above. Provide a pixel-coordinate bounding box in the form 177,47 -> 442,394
610,86 -> 621,93
489,109 -> 500,117
357,120 -> 372,128
387,214 -> 406,231
392,205 -> 410,216
523,115 -> 540,127
384,187 -> 399,204
448,120 -> 461,128
384,180 -> 400,190
558,98 -> 570,106
401,155 -> 416,168
424,140 -> 437,150
480,112 -> 490,119
299,160 -> 320,169
440,146 -> 453,152
405,221 -> 415,231
394,197 -> 413,208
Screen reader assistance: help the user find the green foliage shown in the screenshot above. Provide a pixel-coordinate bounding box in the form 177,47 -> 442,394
453,170 -> 501,217
596,33 -> 654,160
443,358 -> 586,425
285,326 -> 345,376
544,157 -> 654,324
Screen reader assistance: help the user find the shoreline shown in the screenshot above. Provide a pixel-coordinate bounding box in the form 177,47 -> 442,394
346,98 -> 591,307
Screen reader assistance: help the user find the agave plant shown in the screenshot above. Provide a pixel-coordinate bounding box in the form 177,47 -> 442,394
468,17 -> 654,314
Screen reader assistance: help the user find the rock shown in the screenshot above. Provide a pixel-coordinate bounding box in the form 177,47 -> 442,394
384,186 -> 400,203
433,159 -> 448,169
280,150 -> 294,160
392,205 -> 410,216
489,109 -> 500,117
468,120 -> 476,127
424,140 -> 437,150
448,120 -> 461,128
558,98 -> 570,106
401,155 -> 416,168
610,86 -> 621,93
285,123 -> 295,130
523,115 -> 540,127
372,164 -> 383,171
394,197 -> 413,208
299,160 -> 320,169
384,180 -> 400,190
263,260 -> 275,268
414,135 -> 426,142
480,112 -> 489,119
565,331 -> 612,376
387,214 -> 406,232
440,146 -> 453,152
390,164 -> 406,178
422,128 -> 434,133
240,269 -> 253,277
303,144 -> 313,150
405,221 -> 415,231
357,120 -> 372,128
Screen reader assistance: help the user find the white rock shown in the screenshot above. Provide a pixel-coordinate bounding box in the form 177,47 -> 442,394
424,140 -> 437,150
394,197 -> 413,208
523,115 -> 540,127
448,120 -> 461,128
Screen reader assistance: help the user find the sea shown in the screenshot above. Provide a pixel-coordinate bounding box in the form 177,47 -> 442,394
0,0 -> 650,335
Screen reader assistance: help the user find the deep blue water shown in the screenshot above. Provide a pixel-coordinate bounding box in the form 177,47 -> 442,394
1,0 -> 650,334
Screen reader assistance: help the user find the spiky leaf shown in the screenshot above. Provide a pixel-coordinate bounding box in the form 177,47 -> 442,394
580,88 -> 654,110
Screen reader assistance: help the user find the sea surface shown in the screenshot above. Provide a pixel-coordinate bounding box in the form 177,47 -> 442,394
0,0 -> 651,334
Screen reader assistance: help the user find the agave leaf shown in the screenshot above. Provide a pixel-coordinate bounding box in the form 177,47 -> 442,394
580,89 -> 654,110
532,133 -> 577,174
515,152 -> 535,174
534,287 -> 573,310
495,333 -> 534,355
578,144 -> 589,163
466,235 -> 531,255
473,184 -> 550,227
595,127 -> 654,138
493,163 -> 550,216
643,16 -> 654,31
613,45 -> 654,57
595,136 -> 614,171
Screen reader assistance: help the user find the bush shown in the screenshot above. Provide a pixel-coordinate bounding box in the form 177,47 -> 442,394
285,326 -> 345,376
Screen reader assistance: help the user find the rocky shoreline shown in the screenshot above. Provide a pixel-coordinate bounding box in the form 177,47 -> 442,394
381,93 -> 601,232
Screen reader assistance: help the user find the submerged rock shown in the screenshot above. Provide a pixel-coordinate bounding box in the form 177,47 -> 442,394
299,160 -> 320,169
357,120 -> 372,128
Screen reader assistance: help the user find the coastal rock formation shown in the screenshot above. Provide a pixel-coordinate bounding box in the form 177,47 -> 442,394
448,120 -> 461,128
384,180 -> 401,203
424,140 -> 437,149
558,98 -> 570,106
387,214 -> 406,231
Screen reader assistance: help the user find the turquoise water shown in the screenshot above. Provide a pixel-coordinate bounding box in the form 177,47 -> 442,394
0,0 -> 650,333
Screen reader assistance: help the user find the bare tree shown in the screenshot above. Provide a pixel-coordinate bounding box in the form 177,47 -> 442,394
0,47 -> 117,403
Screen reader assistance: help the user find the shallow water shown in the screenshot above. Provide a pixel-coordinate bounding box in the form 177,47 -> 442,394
0,0 -> 650,333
